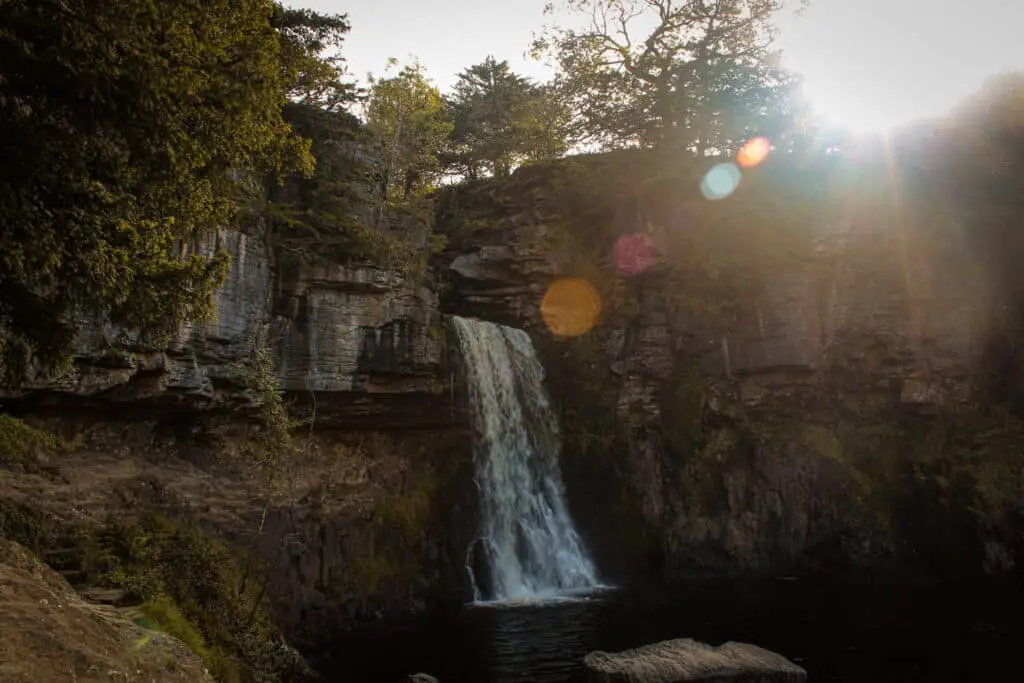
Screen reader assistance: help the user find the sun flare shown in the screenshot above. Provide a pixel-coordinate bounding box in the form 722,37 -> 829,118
778,0 -> 1024,133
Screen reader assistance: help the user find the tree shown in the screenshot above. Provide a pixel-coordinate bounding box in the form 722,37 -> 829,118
0,0 -> 352,383
444,57 -> 569,179
533,0 -> 805,152
264,103 -> 428,273
274,6 -> 359,111
265,104 -> 377,264
363,60 -> 453,211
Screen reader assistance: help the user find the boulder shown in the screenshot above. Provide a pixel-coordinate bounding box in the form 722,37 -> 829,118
583,638 -> 807,683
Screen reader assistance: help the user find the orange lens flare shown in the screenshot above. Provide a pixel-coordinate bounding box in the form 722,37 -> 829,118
737,136 -> 771,169
540,277 -> 602,337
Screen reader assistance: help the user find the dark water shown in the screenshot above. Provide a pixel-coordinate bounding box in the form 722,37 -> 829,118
326,578 -> 1021,682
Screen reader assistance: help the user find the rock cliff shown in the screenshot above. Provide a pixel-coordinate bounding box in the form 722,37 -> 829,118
3,146 -> 1023,663
1,224 -> 475,647
9,228 -> 452,425
434,149 -> 1024,581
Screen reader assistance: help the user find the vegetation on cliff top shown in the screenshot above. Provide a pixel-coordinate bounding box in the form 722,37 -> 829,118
0,0 -> 351,378
0,0 -> 814,384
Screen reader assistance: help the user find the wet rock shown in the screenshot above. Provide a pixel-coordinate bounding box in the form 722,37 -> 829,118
80,588 -> 128,606
582,638 -> 807,683
406,673 -> 440,683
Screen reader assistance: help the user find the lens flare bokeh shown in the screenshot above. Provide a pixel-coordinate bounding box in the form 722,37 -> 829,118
611,233 -> 654,276
540,277 -> 602,337
700,162 -> 742,201
737,136 -> 771,169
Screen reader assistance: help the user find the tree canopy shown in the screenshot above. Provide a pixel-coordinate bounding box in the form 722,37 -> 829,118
0,0 -> 353,381
533,0 -> 808,152
444,56 -> 570,179
363,60 -> 453,208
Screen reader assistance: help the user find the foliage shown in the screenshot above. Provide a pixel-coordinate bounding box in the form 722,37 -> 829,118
533,0 -> 809,151
263,103 -> 434,275
0,413 -> 66,473
84,501 -> 286,683
229,329 -> 301,506
136,596 -> 240,681
444,56 -> 570,179
0,0 -> 356,382
265,104 -> 374,261
0,497 -> 60,555
273,6 -> 358,110
363,60 -> 454,209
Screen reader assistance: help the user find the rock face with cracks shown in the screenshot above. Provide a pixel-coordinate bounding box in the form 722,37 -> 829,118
434,150 -> 1024,582
582,638 -> 807,683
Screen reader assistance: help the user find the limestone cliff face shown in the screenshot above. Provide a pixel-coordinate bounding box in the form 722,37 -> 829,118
11,228 -> 449,421
2,225 -> 475,646
3,148 -> 1022,656
434,151 -> 1024,582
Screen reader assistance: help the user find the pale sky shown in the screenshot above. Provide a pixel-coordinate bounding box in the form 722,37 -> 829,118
294,0 -> 1024,132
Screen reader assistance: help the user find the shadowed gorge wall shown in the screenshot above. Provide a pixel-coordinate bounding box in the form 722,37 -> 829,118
434,144 -> 1024,582
0,223 -> 479,649
2,136 -> 1023,663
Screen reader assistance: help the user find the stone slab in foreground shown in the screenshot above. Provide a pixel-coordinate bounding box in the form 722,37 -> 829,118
583,638 -> 807,683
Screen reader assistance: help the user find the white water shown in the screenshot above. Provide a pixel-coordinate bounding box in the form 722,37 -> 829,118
451,316 -> 601,603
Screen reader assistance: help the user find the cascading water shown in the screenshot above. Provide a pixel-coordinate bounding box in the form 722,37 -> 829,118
451,315 -> 600,602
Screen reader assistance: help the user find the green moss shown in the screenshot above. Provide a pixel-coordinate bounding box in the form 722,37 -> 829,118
0,413 -> 66,475
135,596 -> 241,683
374,469 -> 437,545
0,497 -> 60,554
348,553 -> 401,594
660,363 -> 711,456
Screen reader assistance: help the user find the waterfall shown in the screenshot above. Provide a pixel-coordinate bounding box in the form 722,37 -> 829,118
452,316 -> 600,602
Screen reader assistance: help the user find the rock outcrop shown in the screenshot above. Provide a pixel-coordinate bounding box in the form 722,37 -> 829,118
0,539 -> 216,683
2,224 -> 474,646
3,145 -> 1023,663
582,638 -> 806,683
406,674 -> 441,683
10,228 -> 451,427
435,150 -> 1024,581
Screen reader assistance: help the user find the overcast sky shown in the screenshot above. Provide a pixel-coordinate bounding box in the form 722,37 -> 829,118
292,0 -> 1024,131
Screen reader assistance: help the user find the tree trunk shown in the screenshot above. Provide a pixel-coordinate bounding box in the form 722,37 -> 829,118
403,168 -> 420,199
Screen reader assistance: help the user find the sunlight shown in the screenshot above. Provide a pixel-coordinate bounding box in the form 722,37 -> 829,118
777,0 -> 1024,133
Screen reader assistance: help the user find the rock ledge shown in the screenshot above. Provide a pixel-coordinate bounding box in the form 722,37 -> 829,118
583,638 -> 807,683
